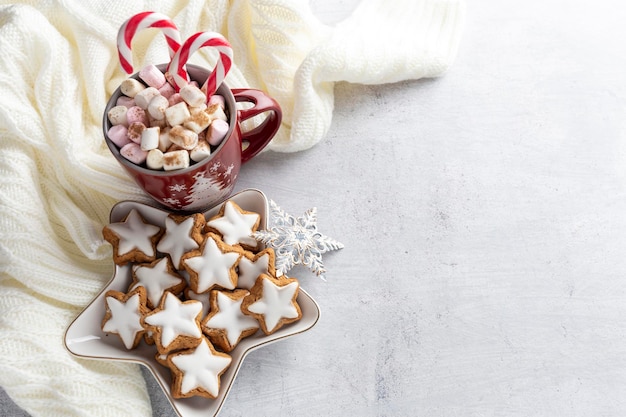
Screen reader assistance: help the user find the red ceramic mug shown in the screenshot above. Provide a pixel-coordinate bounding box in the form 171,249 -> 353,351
103,64 -> 281,211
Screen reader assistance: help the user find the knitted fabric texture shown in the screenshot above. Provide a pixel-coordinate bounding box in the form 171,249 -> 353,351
0,0 -> 465,415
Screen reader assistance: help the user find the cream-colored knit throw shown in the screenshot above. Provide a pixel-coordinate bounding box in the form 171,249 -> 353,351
0,0 -> 465,415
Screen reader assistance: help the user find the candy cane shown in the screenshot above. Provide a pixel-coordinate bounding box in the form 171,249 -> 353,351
117,11 -> 182,74
168,31 -> 233,101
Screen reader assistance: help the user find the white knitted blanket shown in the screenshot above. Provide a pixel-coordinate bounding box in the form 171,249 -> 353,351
0,0 -> 465,415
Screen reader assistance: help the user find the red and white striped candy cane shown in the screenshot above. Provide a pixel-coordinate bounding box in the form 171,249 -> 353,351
117,11 -> 182,74
168,31 -> 233,101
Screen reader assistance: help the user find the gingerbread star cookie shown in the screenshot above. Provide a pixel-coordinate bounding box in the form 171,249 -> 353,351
167,337 -> 232,399
102,208 -> 162,265
241,274 -> 302,335
236,248 -> 276,290
181,233 -> 242,293
130,257 -> 186,309
157,213 -> 206,270
202,289 -> 259,352
102,287 -> 149,350
205,200 -> 260,250
142,291 -> 203,354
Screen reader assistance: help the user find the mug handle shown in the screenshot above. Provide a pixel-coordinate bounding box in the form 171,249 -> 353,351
232,88 -> 282,163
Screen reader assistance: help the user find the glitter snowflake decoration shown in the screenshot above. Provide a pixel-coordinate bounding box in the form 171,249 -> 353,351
253,200 -> 344,280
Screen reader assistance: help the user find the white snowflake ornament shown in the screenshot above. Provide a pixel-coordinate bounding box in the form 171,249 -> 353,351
253,200 -> 344,279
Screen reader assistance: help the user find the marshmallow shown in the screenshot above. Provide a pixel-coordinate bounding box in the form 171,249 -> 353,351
208,94 -> 225,109
116,95 -> 136,108
120,78 -> 146,98
158,127 -> 172,152
139,64 -> 166,89
190,139 -> 212,162
147,95 -> 169,121
169,125 -> 198,150
163,150 -> 190,171
165,102 -> 191,127
168,93 -> 184,107
107,124 -> 131,148
183,108 -> 212,133
207,119 -> 229,146
180,84 -> 206,108
147,112 -> 167,129
206,103 -> 228,122
166,143 -> 184,153
158,82 -> 176,99
126,106 -> 148,126
134,87 -> 160,109
120,142 -> 148,164
140,126 -> 160,151
127,122 -> 146,144
146,149 -> 165,170
190,103 -> 207,112
107,105 -> 128,126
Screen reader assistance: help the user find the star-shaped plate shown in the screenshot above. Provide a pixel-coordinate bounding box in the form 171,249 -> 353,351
64,189 -> 321,417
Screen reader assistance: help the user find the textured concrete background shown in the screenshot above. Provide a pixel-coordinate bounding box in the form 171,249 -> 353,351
5,0 -> 626,416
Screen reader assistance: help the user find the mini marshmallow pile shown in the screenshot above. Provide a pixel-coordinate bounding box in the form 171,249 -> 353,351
106,64 -> 230,171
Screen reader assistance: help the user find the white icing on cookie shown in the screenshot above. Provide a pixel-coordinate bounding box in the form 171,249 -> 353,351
143,292 -> 202,349
247,278 -> 299,333
237,252 -> 271,290
106,209 -> 161,257
204,291 -> 259,347
131,257 -> 184,308
170,338 -> 232,397
157,216 -> 200,269
103,291 -> 145,350
183,235 -> 240,292
185,289 -> 210,318
206,201 -> 259,247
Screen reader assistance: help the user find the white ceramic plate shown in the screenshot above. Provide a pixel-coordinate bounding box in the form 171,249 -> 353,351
64,189 -> 321,417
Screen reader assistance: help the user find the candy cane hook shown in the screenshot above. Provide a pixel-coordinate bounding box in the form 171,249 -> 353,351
168,31 -> 233,101
117,11 -> 182,74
